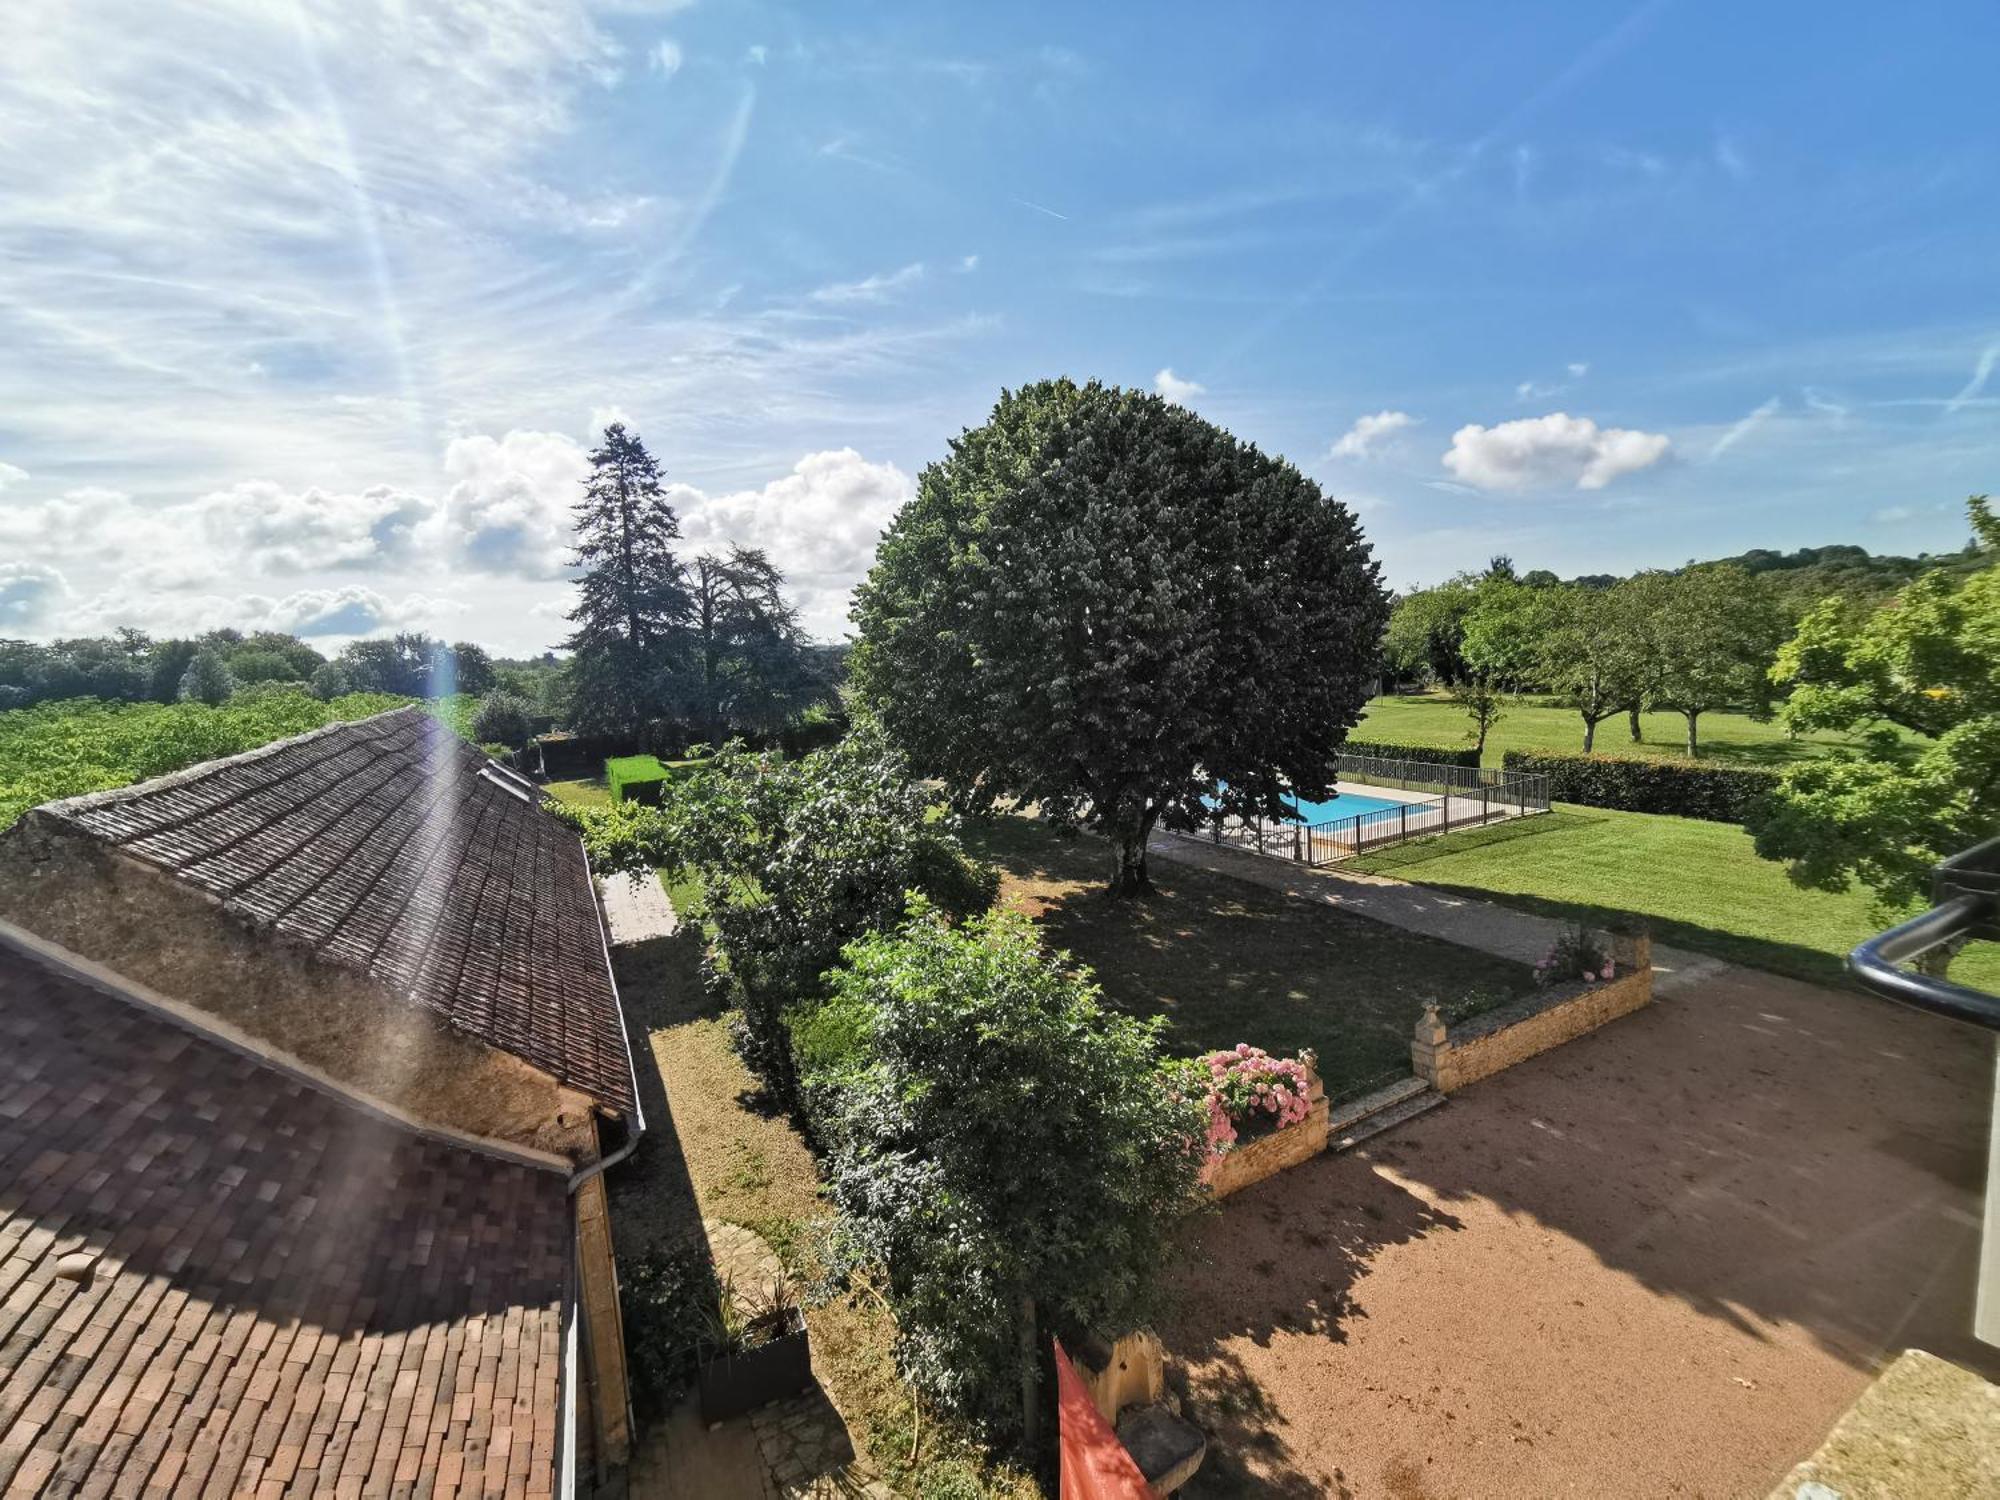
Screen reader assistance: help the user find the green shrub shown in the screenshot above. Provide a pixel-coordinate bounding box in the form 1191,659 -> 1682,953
1501,749 -> 1779,822
471,690 -> 535,750
606,753 -> 671,804
1340,738 -> 1482,768
798,901 -> 1206,1444
620,1239 -> 725,1425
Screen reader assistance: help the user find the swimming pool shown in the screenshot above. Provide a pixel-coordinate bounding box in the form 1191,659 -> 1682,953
1283,790 -> 1409,825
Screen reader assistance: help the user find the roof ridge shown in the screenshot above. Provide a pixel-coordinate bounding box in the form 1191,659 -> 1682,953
37,704 -> 427,819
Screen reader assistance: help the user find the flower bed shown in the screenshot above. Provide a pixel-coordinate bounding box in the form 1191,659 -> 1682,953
1190,1045 -> 1329,1200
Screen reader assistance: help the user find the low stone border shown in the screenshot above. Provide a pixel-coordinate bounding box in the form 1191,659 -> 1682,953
1412,932 -> 1652,1093
1203,1061 -> 1328,1201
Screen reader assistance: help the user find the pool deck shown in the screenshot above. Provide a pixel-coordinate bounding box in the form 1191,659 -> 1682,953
1198,778 -> 1538,864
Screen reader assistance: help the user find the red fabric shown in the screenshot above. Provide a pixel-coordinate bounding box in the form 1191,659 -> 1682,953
1054,1337 -> 1153,1500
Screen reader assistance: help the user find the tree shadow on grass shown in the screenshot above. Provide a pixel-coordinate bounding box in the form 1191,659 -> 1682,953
1162,1153 -> 1467,1497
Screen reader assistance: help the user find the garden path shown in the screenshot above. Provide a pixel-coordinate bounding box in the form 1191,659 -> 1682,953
599,871 -> 680,945
1151,829 -> 1734,996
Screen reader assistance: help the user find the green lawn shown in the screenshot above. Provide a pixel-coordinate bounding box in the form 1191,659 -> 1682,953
1345,804 -> 2000,992
967,814 -> 1534,1101
1357,692 -> 1904,768
544,776 -> 613,810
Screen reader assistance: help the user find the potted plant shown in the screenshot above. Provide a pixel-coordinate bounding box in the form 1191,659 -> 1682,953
1195,1045 -> 1317,1157
1532,924 -> 1616,988
697,1275 -> 813,1423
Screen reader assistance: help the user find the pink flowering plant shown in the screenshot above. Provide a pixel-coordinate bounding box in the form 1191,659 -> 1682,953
1191,1044 -> 1316,1157
1533,924 -> 1615,988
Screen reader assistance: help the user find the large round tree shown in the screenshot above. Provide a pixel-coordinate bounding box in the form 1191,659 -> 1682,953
851,378 -> 1389,895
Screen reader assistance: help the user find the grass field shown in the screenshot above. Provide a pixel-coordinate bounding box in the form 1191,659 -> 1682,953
1345,804 -> 2000,992
544,776 -> 613,809
1357,692 -> 1901,768
967,815 -> 1533,1099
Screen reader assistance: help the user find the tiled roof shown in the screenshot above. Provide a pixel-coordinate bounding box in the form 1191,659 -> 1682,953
0,936 -> 571,1498
36,707 -> 635,1114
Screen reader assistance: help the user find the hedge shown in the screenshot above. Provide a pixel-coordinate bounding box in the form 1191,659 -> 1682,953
1340,738 -> 1483,769
1500,750 -> 1779,823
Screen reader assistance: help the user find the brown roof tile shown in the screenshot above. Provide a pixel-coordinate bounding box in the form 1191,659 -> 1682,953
0,937 -> 571,1498
36,708 -> 634,1114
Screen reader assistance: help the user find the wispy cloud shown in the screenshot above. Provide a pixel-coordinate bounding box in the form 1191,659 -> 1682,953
1707,395 -> 1781,460
650,39 -> 683,77
810,263 -> 926,304
1154,368 -> 1205,404
1013,197 -> 1070,222
1944,341 -> 2000,414
1332,409 -> 1417,459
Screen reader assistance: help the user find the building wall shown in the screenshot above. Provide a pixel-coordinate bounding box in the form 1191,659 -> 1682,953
0,814 -> 598,1162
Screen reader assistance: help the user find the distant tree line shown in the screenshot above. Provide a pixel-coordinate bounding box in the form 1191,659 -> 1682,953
1385,556 -> 1784,757
561,422 -> 831,746
0,627 -> 513,714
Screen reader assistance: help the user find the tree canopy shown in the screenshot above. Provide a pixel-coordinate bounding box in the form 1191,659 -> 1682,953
852,378 -> 1389,894
1750,497 -> 2000,937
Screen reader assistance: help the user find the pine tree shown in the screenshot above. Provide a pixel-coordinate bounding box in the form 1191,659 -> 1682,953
563,423 -> 692,734
685,546 -> 819,744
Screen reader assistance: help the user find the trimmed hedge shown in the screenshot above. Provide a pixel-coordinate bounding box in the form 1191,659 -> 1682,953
1500,750 -> 1779,823
1341,738 -> 1482,769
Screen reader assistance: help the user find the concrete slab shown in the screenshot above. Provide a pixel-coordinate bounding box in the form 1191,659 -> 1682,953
1769,1349 -> 2000,1500
600,873 -> 679,946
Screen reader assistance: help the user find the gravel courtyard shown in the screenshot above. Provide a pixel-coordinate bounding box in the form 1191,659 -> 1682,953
1163,958 -> 1996,1498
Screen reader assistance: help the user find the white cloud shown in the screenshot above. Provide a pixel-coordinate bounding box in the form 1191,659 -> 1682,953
196,480 -> 434,573
809,263 -> 925,304
650,39 -> 683,76
1706,396 -> 1781,461
0,563 -> 67,630
430,429 -> 589,579
262,587 -> 463,638
958,254 -> 980,272
1715,135 -> 1749,181
1331,409 -> 1416,459
1441,412 -> 1672,492
1154,368 -> 1205,405
1566,362 -> 1590,378
56,584 -> 461,643
0,462 -> 27,491
745,44 -> 768,65
677,448 -> 912,636
1870,505 -> 1914,525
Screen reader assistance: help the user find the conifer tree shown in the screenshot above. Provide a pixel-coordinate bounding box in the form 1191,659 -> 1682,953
563,423 -> 691,734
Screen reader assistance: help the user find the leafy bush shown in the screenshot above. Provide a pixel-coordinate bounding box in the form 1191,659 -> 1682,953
620,1239 -> 725,1424
308,662 -> 352,700
1501,749 -> 1779,823
471,690 -> 536,749
1340,738 -> 1482,768
571,731 -> 998,1102
1189,1045 -> 1315,1155
178,649 -> 235,706
1533,925 -> 1615,987
0,691 -> 413,831
797,901 -> 1206,1443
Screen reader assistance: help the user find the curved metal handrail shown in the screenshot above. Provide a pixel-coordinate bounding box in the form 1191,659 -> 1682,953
1847,893 -> 2000,1030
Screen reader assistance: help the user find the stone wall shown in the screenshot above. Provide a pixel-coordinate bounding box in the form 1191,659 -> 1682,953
1204,1061 -> 1329,1201
1412,932 -> 1652,1094
0,815 -> 599,1163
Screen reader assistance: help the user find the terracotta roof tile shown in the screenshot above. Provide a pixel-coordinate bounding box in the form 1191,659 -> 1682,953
0,938 -> 570,1497
37,708 -> 634,1114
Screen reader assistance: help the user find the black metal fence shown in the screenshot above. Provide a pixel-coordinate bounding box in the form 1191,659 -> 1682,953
1202,755 -> 1551,867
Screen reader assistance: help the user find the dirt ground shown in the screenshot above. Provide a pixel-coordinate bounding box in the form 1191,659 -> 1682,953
1162,961 -> 1998,1499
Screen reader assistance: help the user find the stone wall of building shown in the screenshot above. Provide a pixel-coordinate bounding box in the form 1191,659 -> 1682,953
0,815 -> 598,1162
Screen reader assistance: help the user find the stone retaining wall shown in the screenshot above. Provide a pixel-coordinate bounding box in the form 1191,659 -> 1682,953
1413,932 -> 1652,1094
1204,1063 -> 1329,1201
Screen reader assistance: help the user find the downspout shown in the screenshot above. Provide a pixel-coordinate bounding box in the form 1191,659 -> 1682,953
562,839 -> 653,1493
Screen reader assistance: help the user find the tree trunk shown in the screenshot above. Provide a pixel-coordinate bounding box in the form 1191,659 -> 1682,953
1582,716 -> 1597,753
1018,1294 -> 1039,1456
1109,803 -> 1159,897
1627,705 -> 1643,742
1685,711 -> 1699,758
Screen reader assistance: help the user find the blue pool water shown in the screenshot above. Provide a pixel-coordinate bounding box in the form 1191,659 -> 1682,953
1283,790 -> 1408,825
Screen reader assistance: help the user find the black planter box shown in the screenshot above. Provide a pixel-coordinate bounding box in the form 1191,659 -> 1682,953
697,1310 -> 812,1423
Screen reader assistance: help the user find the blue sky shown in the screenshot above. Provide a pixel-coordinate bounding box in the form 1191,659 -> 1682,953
1,1 -> 1995,650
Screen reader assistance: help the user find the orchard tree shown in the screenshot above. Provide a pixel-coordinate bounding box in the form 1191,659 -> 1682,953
1648,565 -> 1781,756
564,423 -> 692,734
852,378 -> 1389,895
1750,497 -> 2000,963
1383,580 -> 1474,686
1538,585 -> 1652,752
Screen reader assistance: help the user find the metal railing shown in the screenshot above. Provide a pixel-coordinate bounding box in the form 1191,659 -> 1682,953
1200,756 -> 1551,867
1846,836 -> 2000,1349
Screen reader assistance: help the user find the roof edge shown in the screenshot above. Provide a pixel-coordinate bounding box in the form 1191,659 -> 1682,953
0,913 -> 571,1177
36,704 -> 427,820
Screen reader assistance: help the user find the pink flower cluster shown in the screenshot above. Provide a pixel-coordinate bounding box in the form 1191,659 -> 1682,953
1196,1044 -> 1314,1158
